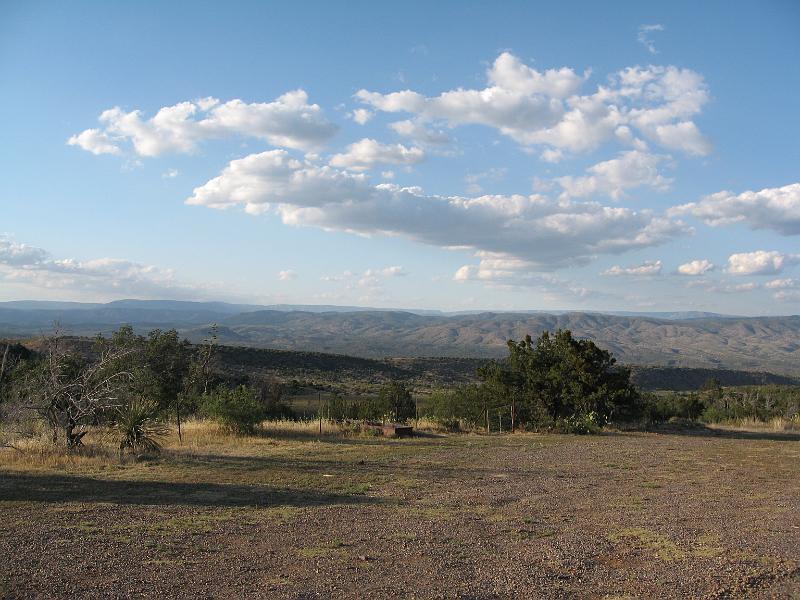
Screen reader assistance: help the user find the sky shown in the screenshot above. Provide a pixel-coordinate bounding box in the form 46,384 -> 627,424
1,0 -> 799,314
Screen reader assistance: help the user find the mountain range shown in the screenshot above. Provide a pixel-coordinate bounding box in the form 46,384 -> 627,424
0,300 -> 798,375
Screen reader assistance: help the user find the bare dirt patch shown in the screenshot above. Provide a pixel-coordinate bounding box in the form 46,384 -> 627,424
1,429 -> 798,598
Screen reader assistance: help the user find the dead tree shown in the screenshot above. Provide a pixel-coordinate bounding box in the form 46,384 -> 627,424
24,333 -> 134,448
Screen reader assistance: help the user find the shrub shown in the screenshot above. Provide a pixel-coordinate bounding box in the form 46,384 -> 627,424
201,386 -> 264,434
115,399 -> 169,454
554,411 -> 604,435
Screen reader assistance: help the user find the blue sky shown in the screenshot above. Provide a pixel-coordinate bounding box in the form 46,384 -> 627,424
1,0 -> 799,314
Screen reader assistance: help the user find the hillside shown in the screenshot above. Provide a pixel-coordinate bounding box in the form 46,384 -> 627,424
0,300 -> 798,375
195,310 -> 800,375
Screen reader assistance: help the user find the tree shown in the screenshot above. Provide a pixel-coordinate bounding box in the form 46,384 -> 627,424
108,326 -> 195,442
378,381 -> 415,423
201,385 -> 264,434
0,342 -> 34,403
252,375 -> 293,419
480,330 -> 638,428
180,325 -> 218,440
22,333 -> 134,448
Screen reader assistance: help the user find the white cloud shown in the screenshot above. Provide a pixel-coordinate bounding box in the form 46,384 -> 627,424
376,265 -> 406,277
637,24 -> 665,55
389,119 -> 451,145
358,265 -> 407,288
381,170 -> 395,179
162,168 -> 179,179
774,290 -> 800,302
0,238 -> 50,266
669,182 -> 800,235
69,90 -> 337,156
67,128 -> 121,155
453,251 -> 596,298
677,259 -> 714,275
356,52 -> 710,156
186,149 -> 690,270
601,260 -> 662,276
329,138 -> 425,171
540,148 -> 564,163
278,269 -> 297,281
726,250 -> 800,275
464,167 -> 507,194
0,236 -> 209,299
320,266 -> 405,291
557,150 -> 671,200
765,278 -> 798,289
350,108 -> 374,125
719,282 -> 759,293
650,122 -> 711,155
685,279 -> 760,294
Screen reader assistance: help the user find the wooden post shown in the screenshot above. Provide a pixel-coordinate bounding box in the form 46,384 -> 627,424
511,400 -> 515,434
485,408 -> 489,434
176,396 -> 182,444
318,392 -> 322,436
498,410 -> 502,434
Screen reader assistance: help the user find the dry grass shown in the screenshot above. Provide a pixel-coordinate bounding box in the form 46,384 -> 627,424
0,423 -> 119,470
0,417 -> 421,470
712,416 -> 800,432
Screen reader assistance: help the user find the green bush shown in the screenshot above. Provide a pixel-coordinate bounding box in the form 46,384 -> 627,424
201,386 -> 265,434
554,411 -> 604,435
115,399 -> 169,454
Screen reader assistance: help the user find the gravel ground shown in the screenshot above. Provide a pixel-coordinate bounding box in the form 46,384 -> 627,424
1,429 -> 798,599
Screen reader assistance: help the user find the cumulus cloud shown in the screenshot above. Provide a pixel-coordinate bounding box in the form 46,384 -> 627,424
0,238 -> 50,266
358,265 -> 407,288
637,24 -> 665,55
356,52 -> 710,156
765,278 -> 798,289
669,182 -> 800,236
320,266 -> 405,291
0,237 -> 207,299
67,128 -> 122,155
540,148 -> 564,163
329,138 -> 425,171
677,259 -> 714,275
557,150 -> 671,200
601,260 -> 662,276
689,281 -> 760,294
726,250 -> 800,275
350,108 -> 373,125
69,90 -> 337,156
278,269 -> 297,281
162,168 -> 179,179
774,290 -> 800,302
389,119 -> 451,145
453,251 -> 596,298
186,149 -> 690,270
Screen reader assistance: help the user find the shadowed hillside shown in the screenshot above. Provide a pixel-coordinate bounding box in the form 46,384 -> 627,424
1,301 -> 798,375
191,310 -> 800,375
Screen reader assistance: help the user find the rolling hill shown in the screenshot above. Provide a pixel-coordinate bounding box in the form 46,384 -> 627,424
0,300 -> 798,375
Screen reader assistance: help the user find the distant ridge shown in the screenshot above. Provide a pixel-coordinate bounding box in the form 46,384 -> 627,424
0,299 -> 739,319
0,300 -> 797,375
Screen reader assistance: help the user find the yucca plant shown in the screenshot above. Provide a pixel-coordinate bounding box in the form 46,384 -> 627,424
115,398 -> 169,454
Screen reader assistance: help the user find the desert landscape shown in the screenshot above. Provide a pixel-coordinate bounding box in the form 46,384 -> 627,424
3,1 -> 800,597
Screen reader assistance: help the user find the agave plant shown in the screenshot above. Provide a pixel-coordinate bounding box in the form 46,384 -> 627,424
115,398 -> 169,454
